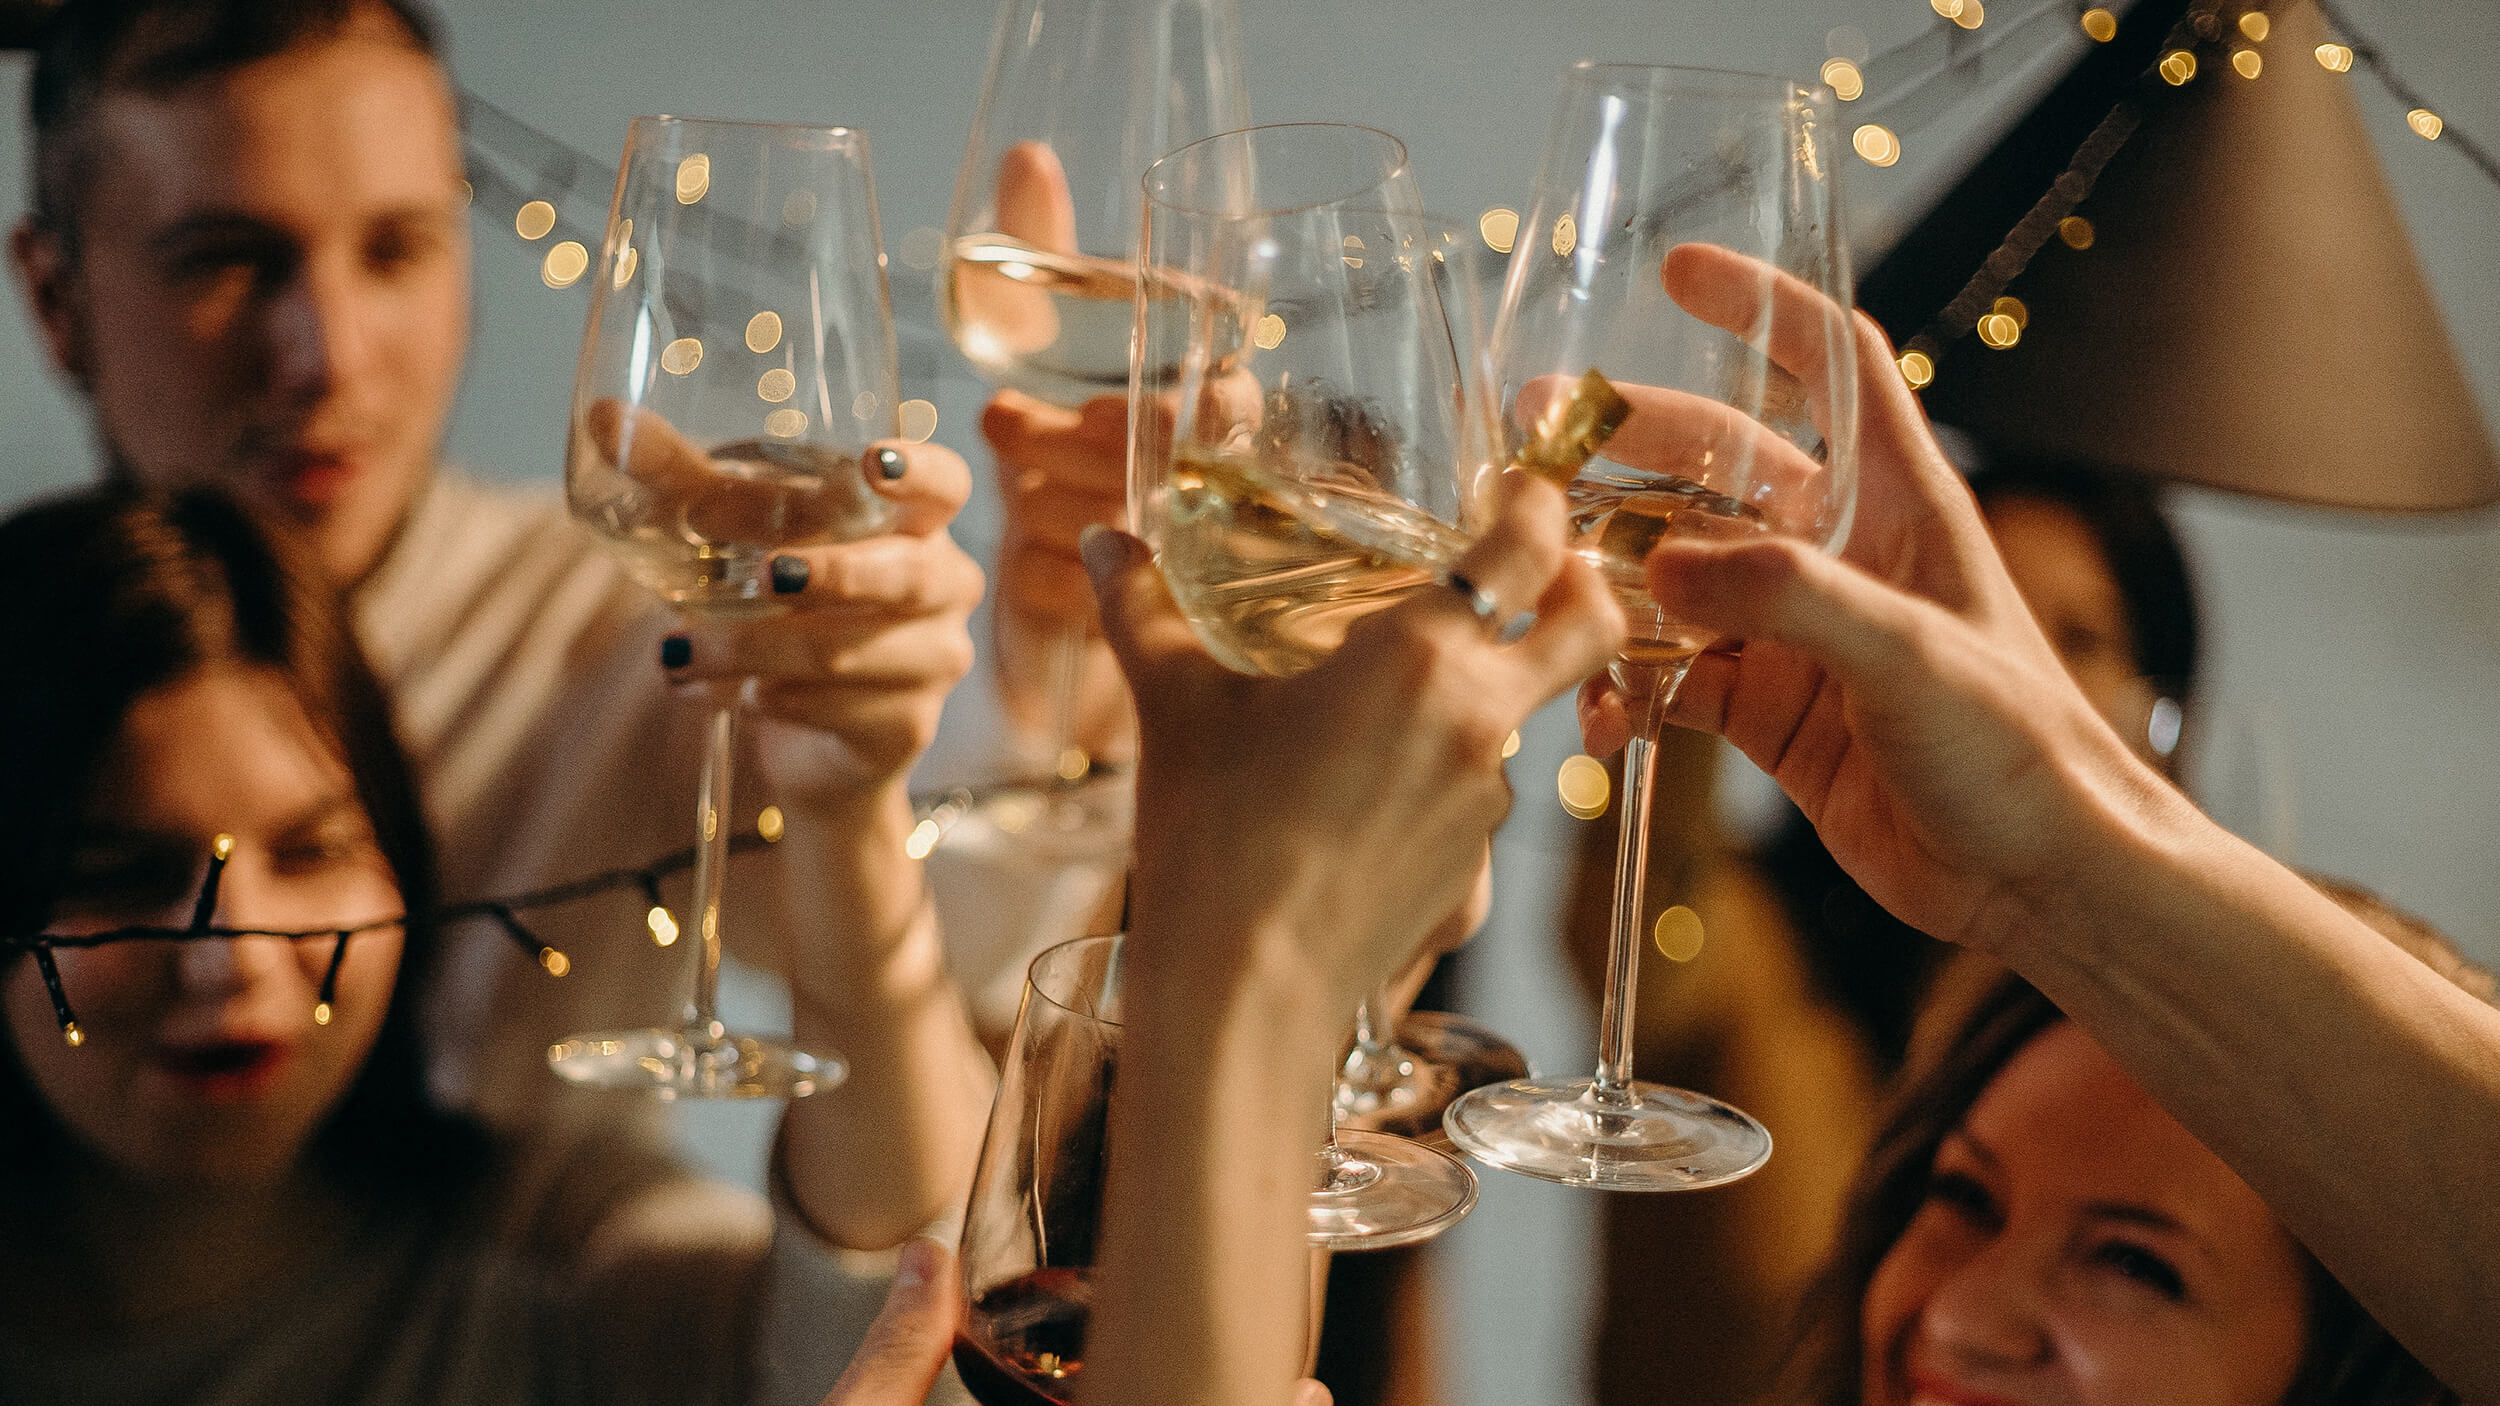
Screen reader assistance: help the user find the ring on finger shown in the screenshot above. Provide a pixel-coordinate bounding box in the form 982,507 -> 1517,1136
1444,571 -> 1537,644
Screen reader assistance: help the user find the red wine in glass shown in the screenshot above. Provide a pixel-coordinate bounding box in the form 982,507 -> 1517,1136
952,1266 -> 1093,1406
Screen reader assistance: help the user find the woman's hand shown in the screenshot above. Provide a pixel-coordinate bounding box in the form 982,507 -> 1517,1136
660,438 -> 985,804
1090,469 -> 1624,1016
981,389 -> 1136,759
1584,243 -> 2183,952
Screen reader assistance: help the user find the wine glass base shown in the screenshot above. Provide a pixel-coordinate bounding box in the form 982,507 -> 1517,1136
1306,1129 -> 1479,1251
547,1027 -> 847,1100
935,767 -> 1134,867
1336,1012 -> 1530,1143
1443,1077 -> 1771,1191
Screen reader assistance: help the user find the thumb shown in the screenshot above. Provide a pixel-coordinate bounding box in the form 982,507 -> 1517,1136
818,1237 -> 960,1406
1646,534 -> 1940,694
1082,525 -> 1218,701
1294,1379 -> 1336,1406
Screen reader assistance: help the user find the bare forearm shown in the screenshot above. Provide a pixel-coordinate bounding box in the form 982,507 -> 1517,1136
1996,791 -> 2500,1397
1086,939 -> 1337,1406
776,784 -> 995,1249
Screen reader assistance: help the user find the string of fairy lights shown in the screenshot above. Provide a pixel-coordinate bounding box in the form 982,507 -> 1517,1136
2,819 -> 788,1047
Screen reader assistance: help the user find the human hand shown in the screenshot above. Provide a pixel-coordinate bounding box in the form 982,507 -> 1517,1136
1586,244 -> 2176,951
813,1237 -> 960,1406
1090,470 -> 1623,1016
981,388 -> 1136,759
655,434 -> 983,803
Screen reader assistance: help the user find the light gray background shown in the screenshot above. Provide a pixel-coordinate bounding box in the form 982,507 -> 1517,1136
3,3 -> 2494,1402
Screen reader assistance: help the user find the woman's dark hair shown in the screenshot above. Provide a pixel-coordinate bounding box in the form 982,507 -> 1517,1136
1782,959 -> 2461,1406
0,483 -> 484,1200
1969,455 -> 2201,708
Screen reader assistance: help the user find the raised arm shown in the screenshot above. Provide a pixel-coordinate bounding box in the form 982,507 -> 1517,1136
1079,473 -> 1624,1406
667,437 -> 995,1249
1603,244 -> 2500,1398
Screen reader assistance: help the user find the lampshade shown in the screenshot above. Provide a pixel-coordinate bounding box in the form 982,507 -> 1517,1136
1863,0 -> 2498,512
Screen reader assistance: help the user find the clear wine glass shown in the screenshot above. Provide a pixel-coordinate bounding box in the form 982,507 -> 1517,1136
954,934 -> 1125,1406
940,0 -> 1248,854
1442,64 -> 1859,1189
1133,123 -> 1497,1247
550,116 -> 904,1098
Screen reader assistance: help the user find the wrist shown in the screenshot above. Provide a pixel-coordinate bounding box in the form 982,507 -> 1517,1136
1978,753 -> 2219,977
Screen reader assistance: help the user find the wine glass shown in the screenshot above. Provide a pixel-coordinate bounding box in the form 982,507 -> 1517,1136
955,934 -> 1124,1406
549,116 -> 904,1098
940,0 -> 1248,851
1442,64 -> 1859,1189
1132,123 -> 1495,1247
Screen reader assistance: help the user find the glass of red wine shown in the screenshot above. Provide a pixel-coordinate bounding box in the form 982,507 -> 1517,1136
954,934 -> 1124,1405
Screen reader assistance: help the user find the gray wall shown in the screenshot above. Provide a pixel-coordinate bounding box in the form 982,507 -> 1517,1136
3,4 -> 2495,1402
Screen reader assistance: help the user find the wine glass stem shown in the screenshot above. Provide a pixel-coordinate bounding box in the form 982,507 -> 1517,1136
1043,625 -> 1087,768
1319,1051 -> 1378,1192
1342,992 -> 1400,1095
686,698 -> 737,1045
1592,660 -> 1689,1104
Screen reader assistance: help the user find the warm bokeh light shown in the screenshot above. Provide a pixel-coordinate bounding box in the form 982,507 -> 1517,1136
746,310 -> 784,354
1056,748 -> 1092,782
1479,207 -> 1519,253
1551,214 -> 1578,257
1341,233 -> 1366,270
2233,48 -> 2263,79
757,368 -> 797,403
541,240 -> 589,288
1853,123 -> 1902,167
2408,109 -> 2445,141
1254,313 -> 1288,350
1821,58 -> 1865,101
1898,348 -> 1936,388
63,1022 -> 83,1047
2160,50 -> 2199,85
758,805 -> 786,842
2316,42 -> 2354,72
313,1001 -> 334,1026
676,153 -> 711,205
1502,729 -> 1522,759
1952,0 -> 1985,30
2239,11 -> 2270,41
1992,294 -> 2029,329
213,833 -> 236,861
1929,0 -> 1964,18
2080,7 -> 2117,42
539,949 -> 572,977
648,904 -> 681,947
515,200 -> 557,241
460,179 -> 475,206
905,819 -> 943,860
766,408 -> 811,438
852,390 -> 882,422
899,399 -> 939,443
661,337 -> 704,375
1977,311 -> 2022,349
1558,754 -> 1610,820
1653,905 -> 1705,962
2058,215 -> 2096,249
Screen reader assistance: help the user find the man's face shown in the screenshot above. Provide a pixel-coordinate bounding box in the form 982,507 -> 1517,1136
14,20 -> 470,582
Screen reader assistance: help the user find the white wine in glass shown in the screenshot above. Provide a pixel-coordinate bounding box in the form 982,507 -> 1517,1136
551,116 -> 906,1099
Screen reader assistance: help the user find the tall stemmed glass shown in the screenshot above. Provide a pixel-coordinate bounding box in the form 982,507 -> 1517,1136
942,0 -> 1248,827
1133,123 -> 1495,1247
1444,64 -> 1859,1188
954,935 -> 1124,1406
551,117 -> 903,1097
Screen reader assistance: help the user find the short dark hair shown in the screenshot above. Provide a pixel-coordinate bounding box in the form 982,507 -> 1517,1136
1781,960 -> 2462,1406
25,0 -> 447,249
0,483 -> 485,1203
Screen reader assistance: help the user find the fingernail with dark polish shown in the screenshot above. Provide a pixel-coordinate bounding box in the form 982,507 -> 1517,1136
873,446 -> 907,481
769,555 -> 809,594
659,634 -> 692,670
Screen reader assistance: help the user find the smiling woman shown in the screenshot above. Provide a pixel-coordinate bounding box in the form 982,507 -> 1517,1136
1781,951 -> 2467,1406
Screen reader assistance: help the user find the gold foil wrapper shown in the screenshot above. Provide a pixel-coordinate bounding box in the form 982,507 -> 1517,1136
1512,368 -> 1632,486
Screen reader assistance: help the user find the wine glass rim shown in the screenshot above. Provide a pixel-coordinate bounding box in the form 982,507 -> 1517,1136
1025,932 -> 1124,1027
627,113 -> 871,139
1561,59 -> 1822,98
1142,121 -> 1412,219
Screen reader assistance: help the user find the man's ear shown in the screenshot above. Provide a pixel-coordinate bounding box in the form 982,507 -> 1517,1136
11,217 -> 93,391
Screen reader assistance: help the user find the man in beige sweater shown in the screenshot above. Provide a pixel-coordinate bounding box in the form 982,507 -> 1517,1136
8,0 -> 993,1265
